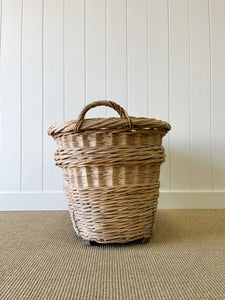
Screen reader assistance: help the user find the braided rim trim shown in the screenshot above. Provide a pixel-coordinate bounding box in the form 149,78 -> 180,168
48,117 -> 171,138
55,145 -> 165,168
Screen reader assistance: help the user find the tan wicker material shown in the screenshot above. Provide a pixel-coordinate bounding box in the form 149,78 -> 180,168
48,100 -> 171,244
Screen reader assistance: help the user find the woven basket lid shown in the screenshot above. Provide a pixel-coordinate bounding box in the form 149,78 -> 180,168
48,100 -> 171,138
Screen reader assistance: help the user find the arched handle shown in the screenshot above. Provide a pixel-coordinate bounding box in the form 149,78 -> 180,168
74,100 -> 133,133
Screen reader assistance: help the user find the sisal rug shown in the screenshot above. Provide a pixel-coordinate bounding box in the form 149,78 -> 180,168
0,210 -> 224,299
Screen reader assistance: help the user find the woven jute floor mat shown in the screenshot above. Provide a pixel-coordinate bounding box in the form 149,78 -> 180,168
0,210 -> 224,300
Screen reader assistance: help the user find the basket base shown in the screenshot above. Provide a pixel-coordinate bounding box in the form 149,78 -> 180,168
80,236 -> 151,246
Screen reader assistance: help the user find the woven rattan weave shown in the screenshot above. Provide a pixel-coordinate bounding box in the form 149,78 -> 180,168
48,100 -> 171,244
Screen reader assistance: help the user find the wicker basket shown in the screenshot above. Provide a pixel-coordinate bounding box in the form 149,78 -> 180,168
48,100 -> 171,244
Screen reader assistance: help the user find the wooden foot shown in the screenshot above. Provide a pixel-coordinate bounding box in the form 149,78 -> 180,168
141,237 -> 151,244
81,239 -> 91,246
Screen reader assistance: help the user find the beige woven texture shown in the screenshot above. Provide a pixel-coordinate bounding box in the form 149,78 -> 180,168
48,101 -> 171,244
0,210 -> 224,300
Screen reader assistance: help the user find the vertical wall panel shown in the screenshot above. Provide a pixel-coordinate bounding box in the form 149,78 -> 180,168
64,0 -> 85,121
86,0 -> 106,118
43,0 -> 64,191
0,0 -> 22,191
0,0 -> 2,146
210,0 -> 225,191
21,0 -> 42,191
189,0 -> 212,190
107,0 -> 127,117
169,0 -> 191,190
0,0 -> 2,56
127,0 -> 148,116
148,0 -> 169,190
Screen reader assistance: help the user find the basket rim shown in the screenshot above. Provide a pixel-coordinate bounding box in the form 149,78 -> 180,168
48,116 -> 171,139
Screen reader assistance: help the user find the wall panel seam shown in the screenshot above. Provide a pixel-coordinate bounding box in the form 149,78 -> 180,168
167,0 -> 171,191
208,0 -> 213,192
84,0 -> 86,106
147,0 -> 149,117
63,0 -> 65,121
105,0 -> 108,113
20,0 -> 23,192
125,0 -> 128,111
41,0 -> 44,192
188,0 -> 192,191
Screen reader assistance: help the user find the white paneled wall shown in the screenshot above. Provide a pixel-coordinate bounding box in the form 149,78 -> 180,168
0,0 -> 225,210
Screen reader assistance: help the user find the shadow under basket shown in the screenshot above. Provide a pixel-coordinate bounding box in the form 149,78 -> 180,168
48,100 -> 171,245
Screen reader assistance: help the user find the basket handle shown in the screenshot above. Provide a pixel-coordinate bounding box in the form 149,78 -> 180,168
74,100 -> 133,133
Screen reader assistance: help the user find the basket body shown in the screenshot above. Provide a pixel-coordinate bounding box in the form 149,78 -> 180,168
49,100 -> 171,244
55,129 -> 165,243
